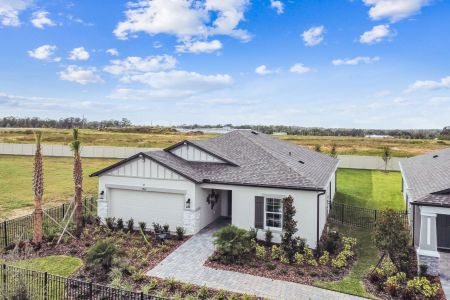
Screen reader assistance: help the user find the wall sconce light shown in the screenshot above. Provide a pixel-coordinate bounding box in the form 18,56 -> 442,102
99,190 -> 104,200
185,198 -> 191,209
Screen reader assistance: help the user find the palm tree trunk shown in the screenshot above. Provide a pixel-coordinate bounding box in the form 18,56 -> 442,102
33,132 -> 44,244
73,152 -> 83,238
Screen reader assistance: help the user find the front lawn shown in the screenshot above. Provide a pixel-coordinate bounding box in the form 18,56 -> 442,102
335,169 -> 405,210
0,155 -> 118,219
11,255 -> 82,277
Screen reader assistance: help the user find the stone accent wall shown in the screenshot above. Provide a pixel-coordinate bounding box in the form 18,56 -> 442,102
183,209 -> 201,234
97,199 -> 108,221
418,254 -> 439,276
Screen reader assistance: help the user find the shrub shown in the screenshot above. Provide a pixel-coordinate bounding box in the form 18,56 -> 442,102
331,256 -> 347,269
152,222 -> 163,233
131,270 -> 145,283
181,282 -> 193,293
325,231 -> 341,254
266,262 -> 276,270
142,279 -> 158,295
294,252 -> 304,265
304,247 -> 314,260
105,217 -> 116,230
127,218 -> 134,232
175,226 -> 186,240
342,237 -> 357,250
265,229 -> 273,245
319,251 -> 329,265
255,243 -> 266,259
138,222 -> 146,232
163,224 -> 170,233
212,225 -> 253,264
241,294 -> 256,300
307,258 -> 318,267
116,218 -> 124,231
271,245 -> 281,260
43,220 -> 59,242
85,238 -> 119,271
374,209 -> 410,260
216,289 -> 226,300
406,276 -> 440,298
197,285 -> 209,299
280,254 -> 289,264
165,277 -> 178,291
419,264 -> 428,276
386,272 -> 407,297
281,195 -> 298,262
248,228 -> 258,241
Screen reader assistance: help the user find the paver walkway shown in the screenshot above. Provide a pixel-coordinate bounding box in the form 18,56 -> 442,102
148,220 -> 363,300
440,252 -> 450,299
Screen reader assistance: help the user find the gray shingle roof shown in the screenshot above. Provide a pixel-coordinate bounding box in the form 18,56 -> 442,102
400,147 -> 450,207
144,130 -> 338,190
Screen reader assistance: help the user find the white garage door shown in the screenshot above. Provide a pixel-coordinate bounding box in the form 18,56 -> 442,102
109,188 -> 185,230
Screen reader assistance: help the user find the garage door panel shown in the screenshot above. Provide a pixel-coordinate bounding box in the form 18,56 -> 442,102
109,189 -> 184,230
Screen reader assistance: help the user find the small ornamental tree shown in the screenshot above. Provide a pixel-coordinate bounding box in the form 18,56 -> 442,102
330,143 -> 338,158
32,131 -> 44,244
374,209 -> 410,266
381,146 -> 392,172
70,129 -> 84,238
281,195 -> 298,262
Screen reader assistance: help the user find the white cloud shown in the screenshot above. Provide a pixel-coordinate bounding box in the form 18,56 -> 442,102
176,39 -> 222,53
28,44 -> 60,61
59,65 -> 103,85
31,11 -> 55,29
270,0 -> 284,14
406,76 -> 450,92
104,55 -> 177,76
106,48 -> 119,56
332,56 -> 380,66
153,41 -> 163,49
362,0 -> 430,22
359,24 -> 392,44
255,65 -> 272,75
302,26 -> 325,47
113,0 -> 251,43
69,47 -> 90,61
289,63 -> 312,74
0,0 -> 32,27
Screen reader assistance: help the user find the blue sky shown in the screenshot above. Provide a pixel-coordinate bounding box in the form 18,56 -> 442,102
0,0 -> 449,129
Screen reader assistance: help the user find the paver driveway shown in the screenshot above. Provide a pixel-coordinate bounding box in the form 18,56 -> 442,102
148,220 -> 363,300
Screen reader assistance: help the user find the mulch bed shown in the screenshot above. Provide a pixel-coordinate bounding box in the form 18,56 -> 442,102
205,251 -> 355,285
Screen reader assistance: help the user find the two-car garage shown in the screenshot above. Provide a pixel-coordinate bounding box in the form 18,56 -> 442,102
108,188 -> 185,230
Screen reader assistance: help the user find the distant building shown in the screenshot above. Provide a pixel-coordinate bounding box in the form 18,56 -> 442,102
273,132 -> 287,135
365,134 -> 393,139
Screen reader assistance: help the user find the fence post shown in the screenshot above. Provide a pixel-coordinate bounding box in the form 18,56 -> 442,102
140,291 -> 144,300
89,281 -> 93,300
43,272 -> 48,300
2,264 -> 6,291
341,205 -> 344,224
62,203 -> 65,218
3,221 -> 7,248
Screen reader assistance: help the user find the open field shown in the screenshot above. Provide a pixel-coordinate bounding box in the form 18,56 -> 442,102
1,128 -> 448,157
0,155 -> 119,219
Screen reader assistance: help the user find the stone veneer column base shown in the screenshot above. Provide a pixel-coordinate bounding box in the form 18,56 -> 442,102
97,199 -> 108,222
418,253 -> 439,276
183,209 -> 201,235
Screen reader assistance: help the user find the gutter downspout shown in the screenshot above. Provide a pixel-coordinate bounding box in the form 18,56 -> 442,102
412,204 -> 416,247
317,190 -> 326,250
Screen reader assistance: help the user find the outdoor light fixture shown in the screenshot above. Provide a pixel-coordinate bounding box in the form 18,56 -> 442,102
185,198 -> 191,209
99,190 -> 104,200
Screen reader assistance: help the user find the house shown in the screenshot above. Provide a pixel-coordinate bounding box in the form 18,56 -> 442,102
400,148 -> 450,275
91,130 -> 339,247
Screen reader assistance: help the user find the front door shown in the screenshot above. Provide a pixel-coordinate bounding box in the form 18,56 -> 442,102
437,214 -> 450,250
227,190 -> 232,217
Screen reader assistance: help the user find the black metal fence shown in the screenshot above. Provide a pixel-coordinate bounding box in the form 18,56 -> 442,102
328,202 -> 409,229
0,264 -> 167,300
0,198 -> 97,249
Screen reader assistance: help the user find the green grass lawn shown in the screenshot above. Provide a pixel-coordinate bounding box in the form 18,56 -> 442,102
315,168 -> 405,298
0,155 -> 119,219
334,169 -> 405,210
10,255 -> 83,277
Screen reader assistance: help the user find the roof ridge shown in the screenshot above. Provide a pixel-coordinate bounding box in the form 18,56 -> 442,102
235,130 -> 319,188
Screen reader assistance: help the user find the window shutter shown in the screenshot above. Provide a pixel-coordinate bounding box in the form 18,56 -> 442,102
255,196 -> 264,229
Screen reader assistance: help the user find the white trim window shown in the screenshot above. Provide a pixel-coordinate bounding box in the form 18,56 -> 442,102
265,197 -> 282,229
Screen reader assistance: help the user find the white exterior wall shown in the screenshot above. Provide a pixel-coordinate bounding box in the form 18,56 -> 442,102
195,187 -> 223,231
170,144 -> 226,163
200,183 -> 325,248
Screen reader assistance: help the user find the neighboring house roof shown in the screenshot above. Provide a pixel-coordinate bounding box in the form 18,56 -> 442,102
92,130 -> 339,191
400,147 -> 450,207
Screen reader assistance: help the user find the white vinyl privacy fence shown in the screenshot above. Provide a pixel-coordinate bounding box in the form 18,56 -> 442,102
0,143 -> 408,170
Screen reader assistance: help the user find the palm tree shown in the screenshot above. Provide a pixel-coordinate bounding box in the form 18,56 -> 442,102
70,129 -> 84,238
33,131 -> 44,244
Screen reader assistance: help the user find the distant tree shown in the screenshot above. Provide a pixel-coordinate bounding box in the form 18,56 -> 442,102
314,144 -> 322,153
330,143 -> 338,158
381,146 -> 392,172
70,129 -> 84,238
32,131 -> 44,244
281,195 -> 298,262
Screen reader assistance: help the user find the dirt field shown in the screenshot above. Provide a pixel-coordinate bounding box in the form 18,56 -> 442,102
0,128 -> 448,157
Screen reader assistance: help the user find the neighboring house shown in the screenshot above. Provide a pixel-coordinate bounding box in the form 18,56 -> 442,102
91,130 -> 338,247
400,148 -> 450,275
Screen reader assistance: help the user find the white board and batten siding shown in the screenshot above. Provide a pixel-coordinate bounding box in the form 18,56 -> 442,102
170,144 -> 226,163
106,157 -> 185,181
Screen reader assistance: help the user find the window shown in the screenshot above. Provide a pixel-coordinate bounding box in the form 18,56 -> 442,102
265,198 -> 282,229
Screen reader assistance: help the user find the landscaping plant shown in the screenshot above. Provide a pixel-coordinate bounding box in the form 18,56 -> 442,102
116,218 -> 124,231
127,218 -> 134,232
175,226 -> 185,240
70,128 -> 84,238
265,228 -> 273,245
32,131 -> 44,244
381,146 -> 392,172
85,238 -> 119,271
212,225 -> 253,264
330,143 -> 338,158
163,224 -> 170,233
281,195 -> 298,262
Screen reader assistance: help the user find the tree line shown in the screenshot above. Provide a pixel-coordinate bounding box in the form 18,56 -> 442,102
0,116 -> 132,129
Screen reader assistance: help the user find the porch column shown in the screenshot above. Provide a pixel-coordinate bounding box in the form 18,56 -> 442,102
417,211 -> 440,275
